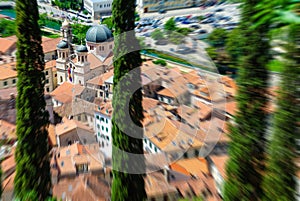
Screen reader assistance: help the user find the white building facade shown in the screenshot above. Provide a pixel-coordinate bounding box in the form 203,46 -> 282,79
84,0 -> 113,20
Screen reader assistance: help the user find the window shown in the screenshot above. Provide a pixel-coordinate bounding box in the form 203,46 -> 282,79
154,147 -> 158,152
96,115 -> 99,120
106,127 -> 108,132
45,71 -> 48,75
106,136 -> 109,141
150,142 -> 152,148
12,79 -> 16,84
98,132 -> 100,137
3,81 -> 7,86
46,79 -> 49,84
60,76 -> 63,83
97,124 -> 100,129
105,119 -> 108,124
183,153 -> 188,158
144,139 -> 147,143
46,87 -> 49,92
76,163 -> 88,173
101,126 -> 104,130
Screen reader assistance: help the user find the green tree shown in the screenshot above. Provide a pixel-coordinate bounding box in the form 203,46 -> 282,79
262,23 -> 300,201
176,27 -> 193,36
164,17 -> 177,33
225,27 -> 246,67
251,1 -> 300,200
71,23 -> 90,44
207,28 -> 228,47
223,0 -> 270,200
151,29 -> 165,40
111,0 -> 146,200
14,0 -> 51,200
102,17 -> 114,30
169,31 -> 183,45
0,19 -> 16,37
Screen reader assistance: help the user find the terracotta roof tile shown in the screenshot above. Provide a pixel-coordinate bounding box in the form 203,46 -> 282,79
45,60 -> 56,70
142,97 -> 159,111
55,118 -> 93,136
170,158 -> 209,177
94,100 -> 113,117
50,82 -> 84,104
145,171 -> 177,197
209,155 -> 229,179
145,118 -> 203,152
42,37 -> 61,53
0,62 -> 17,80
0,120 -> 16,140
0,38 -> 16,54
87,70 -> 114,86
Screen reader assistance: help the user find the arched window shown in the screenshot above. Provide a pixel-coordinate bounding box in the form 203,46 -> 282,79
62,52 -> 65,58
60,76 -> 63,83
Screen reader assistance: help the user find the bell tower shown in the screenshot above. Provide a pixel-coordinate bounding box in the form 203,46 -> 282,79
61,19 -> 74,54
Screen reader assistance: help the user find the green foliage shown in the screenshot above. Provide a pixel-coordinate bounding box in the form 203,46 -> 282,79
208,28 -> 228,47
71,23 -> 90,45
151,29 -> 165,40
164,17 -> 177,33
102,17 -> 113,29
224,0 -> 270,200
152,59 -> 167,66
178,197 -> 204,201
41,30 -> 60,38
14,0 -> 51,200
169,31 -> 183,45
266,59 -> 284,72
225,27 -> 245,66
176,27 -> 193,36
0,19 -> 16,37
111,0 -> 146,200
83,10 -> 88,15
262,23 -> 300,201
38,14 -> 62,30
137,37 -> 147,49
53,0 -> 83,10
252,0 -> 300,29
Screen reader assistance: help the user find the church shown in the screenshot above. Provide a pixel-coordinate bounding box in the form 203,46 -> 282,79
55,20 -> 114,86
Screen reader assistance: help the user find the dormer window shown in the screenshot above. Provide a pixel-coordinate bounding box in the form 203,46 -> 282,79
75,163 -> 88,173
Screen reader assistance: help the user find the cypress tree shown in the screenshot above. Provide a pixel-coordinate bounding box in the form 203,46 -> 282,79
14,0 -> 51,200
111,0 -> 146,200
262,23 -> 300,201
223,0 -> 270,200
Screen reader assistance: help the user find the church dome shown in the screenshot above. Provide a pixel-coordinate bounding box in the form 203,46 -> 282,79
76,45 -> 88,52
86,25 -> 113,43
57,40 -> 68,49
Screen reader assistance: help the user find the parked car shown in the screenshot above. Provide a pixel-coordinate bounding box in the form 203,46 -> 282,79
215,8 -> 224,12
190,24 -> 201,29
181,20 -> 192,24
158,9 -> 166,14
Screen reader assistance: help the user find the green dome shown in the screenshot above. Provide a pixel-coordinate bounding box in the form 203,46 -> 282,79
76,45 -> 88,52
57,40 -> 68,49
86,25 -> 112,43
